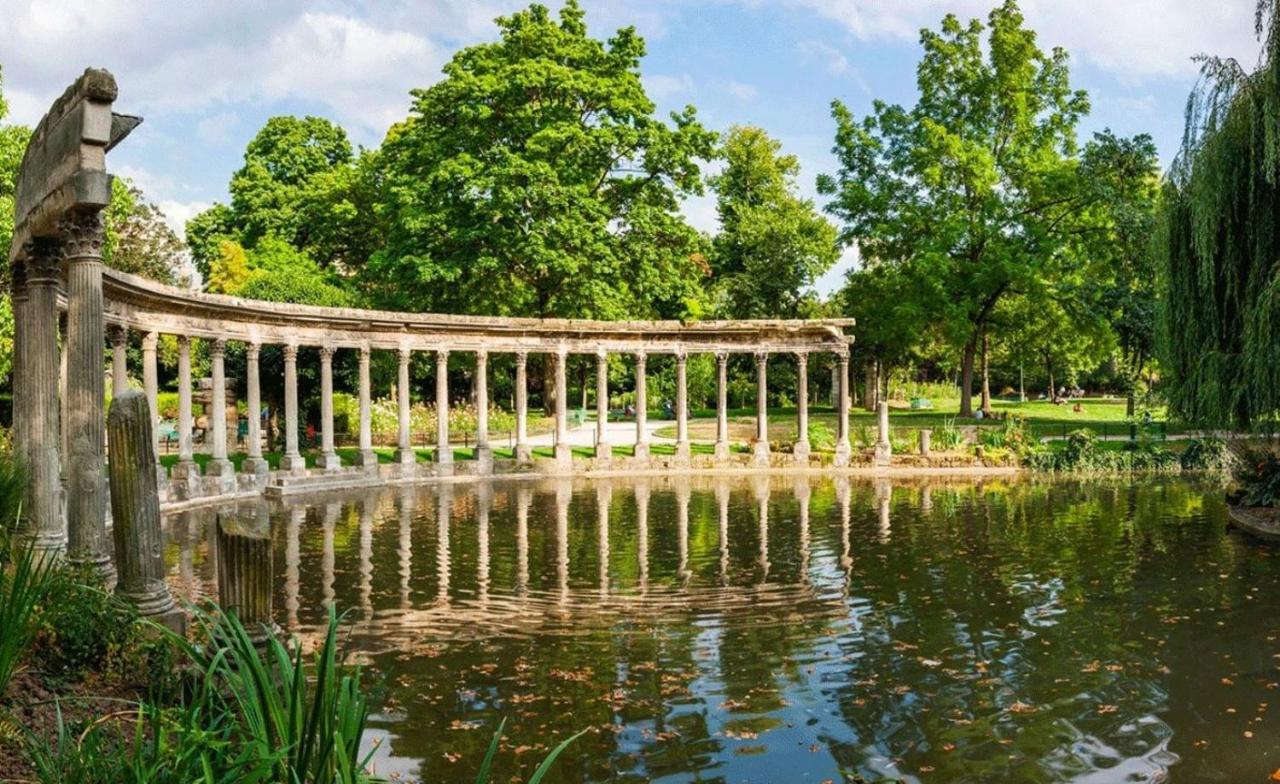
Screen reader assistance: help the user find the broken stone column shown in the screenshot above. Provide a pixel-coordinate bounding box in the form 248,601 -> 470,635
874,400 -> 892,466
216,508 -> 275,643
106,390 -> 183,632
919,428 -> 932,456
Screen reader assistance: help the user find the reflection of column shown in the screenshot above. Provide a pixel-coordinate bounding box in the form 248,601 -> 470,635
753,352 -> 771,466
360,496 -> 374,620
477,482 -> 492,607
436,486 -> 452,605
216,509 -> 273,642
242,342 -> 268,478
676,479 -> 691,580
396,347 -> 415,466
674,351 -> 690,461
595,350 -> 610,459
554,349 -> 571,467
24,244 -> 65,556
174,335 -> 199,479
63,211 -> 112,582
837,477 -> 852,573
834,350 -> 852,466
754,477 -> 770,580
281,344 -> 306,474
474,351 -> 492,469
322,502 -> 339,607
319,346 -> 341,471
398,488 -> 413,610
716,478 -> 730,583
921,485 -> 934,514
876,481 -> 891,543
207,339 -> 234,486
795,480 -> 811,579
286,507 -> 303,629
714,352 -> 730,460
794,352 -> 810,461
355,344 -> 377,469
435,350 -> 452,468
596,483 -> 611,598
110,325 -> 128,396
555,480 -> 570,603
634,352 -> 649,460
636,482 -> 650,591
514,352 -> 531,462
516,485 -> 531,596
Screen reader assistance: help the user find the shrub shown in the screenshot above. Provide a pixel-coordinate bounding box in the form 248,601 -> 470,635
807,421 -> 836,451
0,541 -> 56,701
1180,437 -> 1235,471
1232,447 -> 1280,507
29,566 -> 138,680
932,419 -> 965,451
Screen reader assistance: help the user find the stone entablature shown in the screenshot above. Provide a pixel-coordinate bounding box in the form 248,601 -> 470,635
99,268 -> 853,355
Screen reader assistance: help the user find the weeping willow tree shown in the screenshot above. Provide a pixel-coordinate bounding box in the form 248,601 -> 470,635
1158,0 -> 1280,429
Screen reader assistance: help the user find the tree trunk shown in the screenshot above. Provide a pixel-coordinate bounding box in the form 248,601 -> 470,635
959,336 -> 977,417
1045,354 -> 1055,401
1018,363 -> 1025,403
980,331 -> 992,415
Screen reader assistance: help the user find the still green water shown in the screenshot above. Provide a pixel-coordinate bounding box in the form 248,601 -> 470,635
165,476 -> 1280,783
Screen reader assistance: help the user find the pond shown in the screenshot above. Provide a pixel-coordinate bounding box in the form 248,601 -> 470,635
164,475 -> 1280,783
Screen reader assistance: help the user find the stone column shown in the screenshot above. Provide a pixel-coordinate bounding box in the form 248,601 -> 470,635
794,352 -> 811,461
106,390 -> 182,632
474,350 -> 492,469
110,325 -> 128,396
435,349 -> 452,468
514,351 -> 531,462
281,343 -> 306,475
395,347 -> 415,466
11,261 -> 28,498
554,348 -> 571,467
674,351 -> 690,461
319,346 -> 341,471
634,351 -> 649,460
62,211 -> 113,582
714,351 -> 730,460
919,429 -> 932,456
874,400 -> 892,466
141,331 -> 163,482
23,243 -> 65,556
752,351 -> 771,466
595,349 -> 610,459
242,343 -> 269,479
206,339 -> 235,488
830,363 -> 839,407
175,336 -> 196,473
355,344 -> 377,469
834,350 -> 852,466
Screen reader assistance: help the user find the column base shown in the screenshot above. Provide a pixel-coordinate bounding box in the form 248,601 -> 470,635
318,452 -> 342,472
353,450 -> 380,469
395,448 -> 416,466
714,441 -> 731,461
69,553 -> 116,588
595,441 -> 612,460
674,441 -> 691,461
280,454 -> 308,475
31,532 -> 66,563
834,440 -> 852,467
434,446 -> 454,465
474,445 -> 494,473
634,442 -> 650,461
171,459 -> 201,482
554,442 -> 573,469
793,441 -> 811,463
752,441 -> 772,466
241,457 -> 270,479
874,442 -> 892,467
205,458 -> 236,493
515,443 -> 533,463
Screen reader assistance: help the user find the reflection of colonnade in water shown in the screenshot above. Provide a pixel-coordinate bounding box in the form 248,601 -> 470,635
164,476 -> 925,644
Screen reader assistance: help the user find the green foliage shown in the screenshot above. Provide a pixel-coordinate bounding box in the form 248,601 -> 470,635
807,420 -> 836,451
1027,429 -> 1180,472
369,0 -> 716,321
932,419 -> 966,452
821,1 -> 1091,415
0,541 -> 56,702
102,178 -> 186,284
1157,3 -> 1280,429
1180,437 -> 1235,471
1231,447 -> 1280,507
979,416 -> 1035,457
29,565 -> 138,679
236,237 -> 350,307
710,126 -> 838,318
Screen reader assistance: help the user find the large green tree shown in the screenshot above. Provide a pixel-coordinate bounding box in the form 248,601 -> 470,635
367,0 -> 716,322
710,126 -> 839,319
819,1 -> 1090,416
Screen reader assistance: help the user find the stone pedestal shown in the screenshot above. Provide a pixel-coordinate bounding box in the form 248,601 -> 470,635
874,401 -> 892,467
919,429 -> 932,456
554,442 -> 573,469
106,390 -> 183,633
216,511 -> 275,644
204,457 -> 236,494
793,440 -> 811,462
241,457 -> 270,480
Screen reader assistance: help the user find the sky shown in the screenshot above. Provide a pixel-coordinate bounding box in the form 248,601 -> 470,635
0,0 -> 1266,294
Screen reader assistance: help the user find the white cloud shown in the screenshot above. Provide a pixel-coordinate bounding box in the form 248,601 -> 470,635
645,73 -> 696,101
784,0 -> 1262,80
726,80 -> 758,102
195,112 -> 237,146
799,40 -> 852,75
